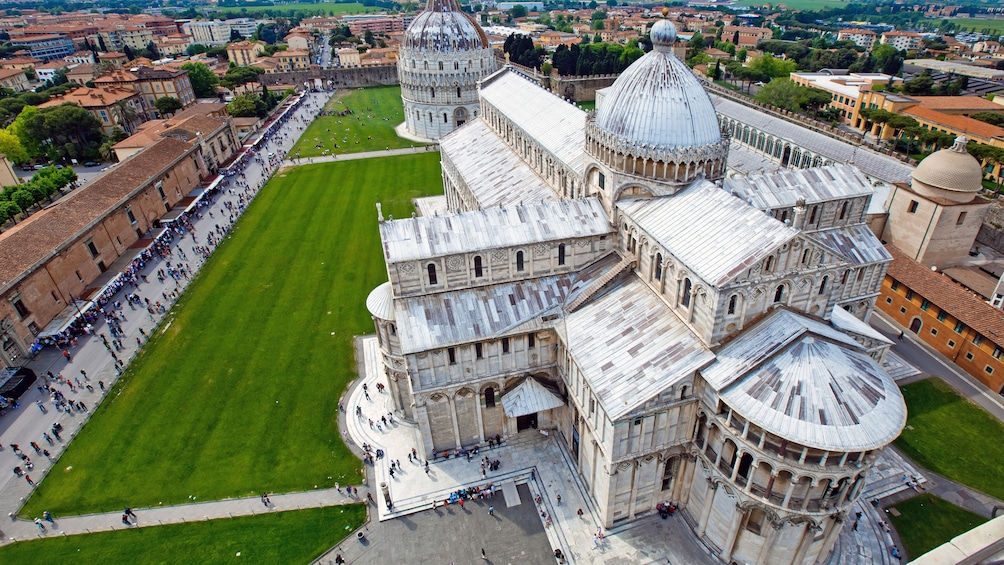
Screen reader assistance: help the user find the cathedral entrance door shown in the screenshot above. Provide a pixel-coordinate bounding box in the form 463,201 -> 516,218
517,412 -> 538,431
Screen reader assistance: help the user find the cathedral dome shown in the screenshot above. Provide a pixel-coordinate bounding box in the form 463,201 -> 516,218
403,0 -> 488,52
366,282 -> 396,321
911,136 -> 984,203
593,20 -> 722,149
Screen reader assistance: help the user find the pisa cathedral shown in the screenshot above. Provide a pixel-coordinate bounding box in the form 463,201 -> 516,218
373,5 -> 911,564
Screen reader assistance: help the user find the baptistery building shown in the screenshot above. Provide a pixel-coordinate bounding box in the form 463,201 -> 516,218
397,0 -> 498,140
368,20 -> 907,565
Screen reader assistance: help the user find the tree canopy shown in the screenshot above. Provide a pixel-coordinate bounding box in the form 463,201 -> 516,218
154,96 -> 183,117
180,62 -> 220,98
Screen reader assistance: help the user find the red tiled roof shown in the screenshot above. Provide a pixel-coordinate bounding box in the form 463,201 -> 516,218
885,245 -> 1004,342
902,105 -> 1004,141
0,138 -> 193,290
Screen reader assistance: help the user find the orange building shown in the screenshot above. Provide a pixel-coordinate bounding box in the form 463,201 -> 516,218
879,245 -> 1004,394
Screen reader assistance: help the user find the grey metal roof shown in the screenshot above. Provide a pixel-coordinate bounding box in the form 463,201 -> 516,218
830,306 -> 894,346
502,377 -> 564,418
557,274 -> 714,421
366,281 -> 396,321
440,119 -> 557,209
379,197 -> 610,263
726,142 -> 784,176
403,0 -> 489,51
724,164 -> 876,210
719,333 -> 906,452
810,224 -> 892,266
479,70 -> 587,174
712,95 -> 914,185
394,274 -> 574,354
618,180 -> 797,287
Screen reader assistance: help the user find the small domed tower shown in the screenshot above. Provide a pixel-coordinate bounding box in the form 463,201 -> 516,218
398,0 -> 499,140
585,19 -> 729,207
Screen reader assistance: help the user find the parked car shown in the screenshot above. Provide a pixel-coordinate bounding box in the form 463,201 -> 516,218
20,164 -> 32,171
84,161 -> 99,167
32,164 -> 45,170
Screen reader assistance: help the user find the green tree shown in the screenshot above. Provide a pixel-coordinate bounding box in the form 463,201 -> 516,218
0,128 -> 29,163
186,43 -> 208,56
221,66 -> 264,90
181,62 -> 220,98
154,96 -> 183,116
749,54 -> 796,79
687,32 -> 705,60
972,112 -> 1004,127
8,106 -> 43,158
25,103 -> 103,162
902,72 -> 935,96
11,189 -> 34,213
754,78 -> 808,112
227,93 -> 259,117
0,200 -> 20,225
111,100 -> 139,133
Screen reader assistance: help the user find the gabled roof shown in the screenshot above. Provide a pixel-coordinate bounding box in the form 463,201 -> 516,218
724,164 -> 875,210
501,377 -> 564,418
557,273 -> 714,421
618,180 -> 797,287
379,197 -> 610,263
479,69 -> 586,174
811,224 -> 891,266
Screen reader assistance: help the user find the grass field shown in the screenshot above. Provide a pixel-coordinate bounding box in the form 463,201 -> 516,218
888,495 -> 987,559
291,86 -> 424,158
0,506 -> 366,563
22,153 -> 444,516
895,378 -> 1004,502
736,0 -> 850,10
214,2 -> 382,15
950,18 -> 1004,36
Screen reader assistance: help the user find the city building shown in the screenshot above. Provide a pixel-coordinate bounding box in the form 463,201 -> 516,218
182,18 -> 262,47
721,25 -> 772,47
336,47 -> 362,67
39,86 -> 146,135
397,0 -> 499,140
10,34 -> 75,61
93,66 -> 196,117
64,50 -> 95,65
226,41 -> 265,67
880,137 -> 989,269
0,68 -> 30,92
837,29 -> 877,51
0,155 -> 20,187
35,60 -> 78,83
367,19 -> 907,565
790,72 -> 899,125
284,32 -> 312,53
346,16 -> 405,36
272,49 -> 310,72
0,57 -> 42,71
97,51 -> 128,68
0,138 -> 209,366
909,59 -> 1004,82
66,63 -> 95,85
880,31 -> 923,52
879,244 -> 1004,394
112,104 -> 239,170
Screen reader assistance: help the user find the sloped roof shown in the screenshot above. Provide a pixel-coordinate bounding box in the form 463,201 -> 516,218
811,224 -> 892,266
903,105 -> 1004,141
502,377 -> 564,418
724,164 -> 875,210
618,180 -> 797,287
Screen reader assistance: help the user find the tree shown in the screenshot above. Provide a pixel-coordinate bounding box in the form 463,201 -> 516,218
186,43 -> 208,56
123,45 -> 135,60
0,128 -> 28,163
972,112 -> 1004,127
508,5 -> 528,19
227,93 -> 259,117
180,62 -> 220,98
145,41 -> 160,60
221,66 -> 265,90
0,200 -> 20,225
11,189 -> 34,214
24,103 -> 103,162
230,28 -> 244,42
902,72 -> 935,96
154,96 -> 183,117
687,32 -> 705,60
749,54 -> 797,79
8,106 -> 43,158
112,100 -> 139,133
754,79 -> 808,112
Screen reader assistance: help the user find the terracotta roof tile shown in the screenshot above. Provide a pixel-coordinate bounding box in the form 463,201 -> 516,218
885,245 -> 1004,342
0,138 -> 193,291
913,96 -> 1004,112
903,105 -> 1004,140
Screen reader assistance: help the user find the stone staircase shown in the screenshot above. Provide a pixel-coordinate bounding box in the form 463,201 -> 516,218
565,256 -> 634,312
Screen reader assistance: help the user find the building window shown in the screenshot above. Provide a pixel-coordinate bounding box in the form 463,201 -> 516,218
994,347 -> 1003,360
905,290 -> 914,301
948,340 -> 956,348
764,256 -> 773,272
986,366 -> 994,375
937,310 -> 947,322
598,173 -> 605,189
819,276 -> 828,295
955,321 -> 965,334
808,205 -> 818,224
774,284 -> 784,303
900,307 -> 907,314
908,200 -> 919,214
966,352 -> 975,361
931,328 -> 938,336
502,337 -> 510,353
156,181 -> 165,200
974,334 -> 984,346
126,207 -> 136,224
839,201 -> 849,220
558,244 -> 566,266
727,294 -> 737,315
11,297 -> 29,319
681,278 -> 692,308
474,256 -> 483,277
448,347 -> 456,365
516,250 -> 524,271
456,86 -> 461,98
475,343 -> 483,359
654,253 -> 663,280
485,387 -> 496,408
427,263 -> 437,285
957,211 -> 967,225
802,249 -> 810,264
86,239 -> 99,258
920,299 -> 930,311
528,333 -> 535,348
885,297 -> 892,304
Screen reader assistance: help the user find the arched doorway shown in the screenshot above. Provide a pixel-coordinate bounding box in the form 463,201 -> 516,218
909,318 -> 922,334
781,146 -> 792,168
453,107 -> 468,128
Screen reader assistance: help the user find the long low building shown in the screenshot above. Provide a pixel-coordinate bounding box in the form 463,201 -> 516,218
0,137 -> 212,366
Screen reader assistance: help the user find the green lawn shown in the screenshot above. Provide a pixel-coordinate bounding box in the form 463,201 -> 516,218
0,505 -> 366,564
895,378 -> 1004,502
951,18 -> 1004,36
888,495 -> 987,559
214,2 -> 382,15
736,0 -> 851,9
22,153 -> 444,516
291,85 -> 424,159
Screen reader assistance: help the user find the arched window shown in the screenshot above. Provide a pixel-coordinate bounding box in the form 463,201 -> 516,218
430,87 -> 435,98
443,113 -> 448,123
765,256 -> 774,272
774,285 -> 785,303
424,61 -> 428,70
819,275 -> 828,295
558,244 -> 566,265
780,210 -> 789,224
516,250 -> 525,271
474,256 -> 483,277
808,205 -> 818,225
439,61 -> 444,70
681,278 -> 692,307
802,249 -> 810,264
428,263 -> 438,285
839,201 -> 849,220
485,387 -> 496,407
457,86 -> 461,98
655,253 -> 663,280
454,61 -> 459,70
728,294 -> 737,315
428,112 -> 433,122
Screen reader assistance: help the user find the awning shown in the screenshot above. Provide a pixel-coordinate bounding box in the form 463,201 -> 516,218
501,377 -> 564,418
37,300 -> 91,338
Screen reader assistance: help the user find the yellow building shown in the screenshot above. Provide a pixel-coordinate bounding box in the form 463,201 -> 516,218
226,41 -> 265,67
0,67 -> 30,92
273,49 -> 310,72
790,72 -> 898,125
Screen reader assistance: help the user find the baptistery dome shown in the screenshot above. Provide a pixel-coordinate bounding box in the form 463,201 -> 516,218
911,136 -> 984,203
403,0 -> 488,52
594,19 -> 722,149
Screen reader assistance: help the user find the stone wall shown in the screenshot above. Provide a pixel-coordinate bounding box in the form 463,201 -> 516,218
259,64 -> 399,89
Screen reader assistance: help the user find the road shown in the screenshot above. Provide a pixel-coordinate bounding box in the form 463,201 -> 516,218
870,311 -> 1004,422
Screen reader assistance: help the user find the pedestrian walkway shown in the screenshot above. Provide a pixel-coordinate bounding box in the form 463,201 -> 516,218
279,144 -> 439,170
